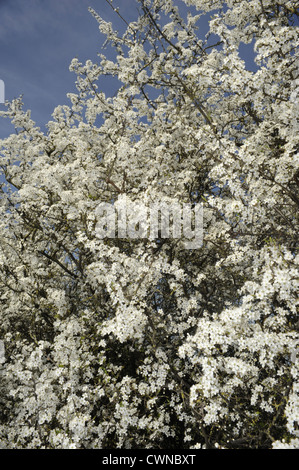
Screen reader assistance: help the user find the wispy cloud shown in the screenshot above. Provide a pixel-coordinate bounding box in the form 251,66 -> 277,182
0,0 -> 92,40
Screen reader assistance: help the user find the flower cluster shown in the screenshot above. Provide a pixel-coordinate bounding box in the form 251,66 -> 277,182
0,0 -> 298,449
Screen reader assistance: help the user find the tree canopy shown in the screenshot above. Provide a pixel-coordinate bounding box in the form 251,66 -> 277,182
0,0 -> 298,449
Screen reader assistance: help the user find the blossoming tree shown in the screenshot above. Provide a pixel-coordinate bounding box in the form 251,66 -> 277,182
0,0 -> 298,449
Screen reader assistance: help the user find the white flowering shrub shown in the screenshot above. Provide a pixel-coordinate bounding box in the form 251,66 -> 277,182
0,0 -> 298,449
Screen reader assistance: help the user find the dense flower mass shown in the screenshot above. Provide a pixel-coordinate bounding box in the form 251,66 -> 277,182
0,0 -> 298,449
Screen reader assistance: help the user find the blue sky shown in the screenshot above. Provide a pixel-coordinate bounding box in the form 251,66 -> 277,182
0,0 -> 257,140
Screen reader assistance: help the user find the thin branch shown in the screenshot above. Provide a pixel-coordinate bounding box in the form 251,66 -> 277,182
38,250 -> 78,279
104,0 -> 135,34
141,3 -> 182,54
